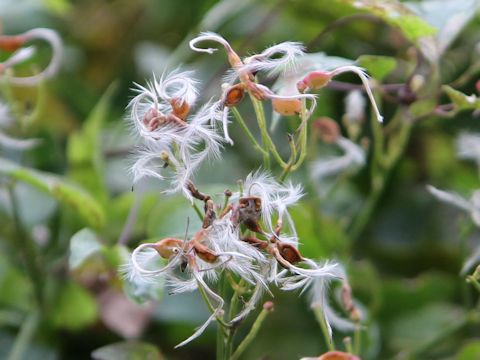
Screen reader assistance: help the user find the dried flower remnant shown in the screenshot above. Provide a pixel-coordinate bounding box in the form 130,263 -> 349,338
128,70 -> 223,199
0,28 -> 62,85
189,32 -> 316,143
123,172 -> 341,346
297,66 -> 383,123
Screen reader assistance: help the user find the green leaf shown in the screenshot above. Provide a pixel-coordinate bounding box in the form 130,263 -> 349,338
406,0 -> 480,55
69,228 -> 103,270
91,341 -> 164,360
456,342 -> 480,360
290,203 -> 349,258
408,99 -> 437,118
341,0 -> 437,43
146,194 -> 202,239
443,85 -> 480,112
0,158 -> 105,228
389,303 -> 465,353
67,83 -> 117,203
357,55 -> 396,81
51,282 -> 97,330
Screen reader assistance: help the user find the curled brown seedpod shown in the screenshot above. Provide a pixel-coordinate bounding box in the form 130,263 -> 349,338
170,98 -> 190,120
313,117 -> 340,144
193,242 -> 218,263
152,238 -> 184,259
238,196 -> 262,222
241,236 -> 268,249
272,98 -> 302,116
224,83 -> 245,107
237,196 -> 263,232
277,242 -> 302,264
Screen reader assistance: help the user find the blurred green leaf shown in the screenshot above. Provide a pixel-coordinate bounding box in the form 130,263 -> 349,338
341,0 -> 436,43
67,83 -> 117,203
51,282 -> 97,330
443,85 -> 480,112
389,303 -> 465,353
91,341 -> 164,360
69,228 -> 102,270
409,99 -> 437,118
290,203 -> 349,258
146,194 -> 202,239
357,55 -> 396,81
456,342 -> 480,360
406,0 -> 480,56
380,272 -> 457,321
0,158 -> 105,228
0,254 -> 31,311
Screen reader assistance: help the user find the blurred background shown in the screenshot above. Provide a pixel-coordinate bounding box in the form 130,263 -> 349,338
1,0 -> 480,359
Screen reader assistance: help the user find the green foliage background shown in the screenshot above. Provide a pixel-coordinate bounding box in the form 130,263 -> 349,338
1,0 -> 480,359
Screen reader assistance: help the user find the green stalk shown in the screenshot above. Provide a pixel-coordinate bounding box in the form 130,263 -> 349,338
289,100 -> 309,172
230,306 -> 272,360
348,111 -> 412,242
7,311 -> 40,360
314,308 -> 335,351
231,107 -> 268,157
250,94 -> 287,169
279,134 -> 297,182
7,185 -> 44,308
353,324 -> 362,356
192,202 -> 204,222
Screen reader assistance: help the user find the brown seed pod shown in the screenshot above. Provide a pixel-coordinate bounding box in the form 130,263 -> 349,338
241,236 -> 268,249
193,242 -> 218,263
170,98 -> 190,120
152,238 -> 184,259
224,83 -> 245,107
272,98 -> 302,116
277,242 -> 302,264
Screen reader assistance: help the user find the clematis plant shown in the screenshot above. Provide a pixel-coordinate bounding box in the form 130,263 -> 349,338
123,31 -> 378,359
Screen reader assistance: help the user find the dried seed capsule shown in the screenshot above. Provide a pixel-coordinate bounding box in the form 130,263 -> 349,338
193,242 -> 218,263
224,83 -> 245,107
272,98 -> 302,116
277,242 -> 302,264
170,98 -> 190,120
152,238 -> 184,259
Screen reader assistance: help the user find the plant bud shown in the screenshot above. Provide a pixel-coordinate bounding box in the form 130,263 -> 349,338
263,301 -> 274,311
